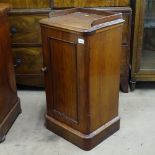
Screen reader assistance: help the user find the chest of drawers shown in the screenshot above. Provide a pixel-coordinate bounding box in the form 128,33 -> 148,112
0,0 -> 53,87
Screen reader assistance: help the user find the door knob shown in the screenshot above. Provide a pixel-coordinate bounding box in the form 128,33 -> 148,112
14,58 -> 22,68
10,26 -> 17,37
41,67 -> 47,72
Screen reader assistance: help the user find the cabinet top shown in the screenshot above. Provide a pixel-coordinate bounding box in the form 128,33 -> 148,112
0,3 -> 11,16
40,8 -> 124,33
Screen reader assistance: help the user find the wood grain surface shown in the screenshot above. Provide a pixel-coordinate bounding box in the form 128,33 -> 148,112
0,3 -> 21,142
40,8 -> 123,150
0,0 -> 52,8
54,0 -> 130,8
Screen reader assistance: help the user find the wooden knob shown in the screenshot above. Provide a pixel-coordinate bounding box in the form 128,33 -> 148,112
41,67 -> 47,72
10,26 -> 17,36
14,58 -> 22,68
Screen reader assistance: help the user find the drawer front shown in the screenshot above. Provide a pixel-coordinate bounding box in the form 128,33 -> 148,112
122,13 -> 131,45
10,14 -> 48,45
54,0 -> 130,8
13,47 -> 43,74
0,0 -> 52,8
16,74 -> 44,87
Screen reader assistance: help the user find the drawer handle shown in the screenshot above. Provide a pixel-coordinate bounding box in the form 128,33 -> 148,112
14,58 -> 22,68
10,26 -> 17,36
41,67 -> 47,72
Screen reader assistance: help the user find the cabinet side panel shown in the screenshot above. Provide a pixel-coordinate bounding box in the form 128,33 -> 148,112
0,15 -> 18,123
89,25 -> 123,132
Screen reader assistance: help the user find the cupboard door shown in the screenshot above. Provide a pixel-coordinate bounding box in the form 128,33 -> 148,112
48,37 -> 79,125
53,0 -> 130,8
0,0 -> 53,8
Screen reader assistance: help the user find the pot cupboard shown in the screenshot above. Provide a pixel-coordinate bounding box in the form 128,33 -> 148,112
40,8 -> 124,150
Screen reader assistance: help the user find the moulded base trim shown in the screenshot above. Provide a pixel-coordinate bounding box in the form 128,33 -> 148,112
45,115 -> 120,151
0,98 -> 21,143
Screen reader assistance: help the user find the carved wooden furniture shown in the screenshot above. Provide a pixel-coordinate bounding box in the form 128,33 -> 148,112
0,0 -> 53,87
9,10 -> 51,87
40,8 -> 124,150
0,3 -> 21,142
0,0 -> 131,91
130,0 -> 155,90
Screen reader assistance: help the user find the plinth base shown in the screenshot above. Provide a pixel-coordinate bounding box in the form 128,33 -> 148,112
0,99 -> 21,143
45,115 -> 120,151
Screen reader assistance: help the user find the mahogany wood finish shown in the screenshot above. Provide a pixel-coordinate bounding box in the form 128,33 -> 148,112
53,0 -> 129,8
50,7 -> 131,92
40,8 -> 124,150
8,9 -> 51,87
0,0 -> 131,89
0,3 -> 21,142
91,7 -> 132,93
0,0 -> 53,8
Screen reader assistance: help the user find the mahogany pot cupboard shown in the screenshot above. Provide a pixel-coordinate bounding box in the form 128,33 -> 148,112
0,3 -> 21,143
40,8 -> 124,150
0,0 -> 131,93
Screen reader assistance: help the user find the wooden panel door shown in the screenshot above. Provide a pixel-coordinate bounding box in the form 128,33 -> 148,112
47,37 -> 79,125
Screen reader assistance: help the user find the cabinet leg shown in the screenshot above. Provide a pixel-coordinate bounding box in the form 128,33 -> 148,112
130,80 -> 136,91
0,134 -> 6,143
120,77 -> 129,93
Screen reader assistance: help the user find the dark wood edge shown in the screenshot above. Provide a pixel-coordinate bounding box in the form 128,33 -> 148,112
49,8 -> 79,17
87,7 -> 132,13
51,7 -> 132,12
45,115 -> 120,151
91,13 -> 122,26
49,7 -> 122,18
8,9 -> 52,15
40,19 -> 124,36
0,98 -> 21,142
120,76 -> 129,93
12,43 -> 42,48
16,74 -> 44,76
